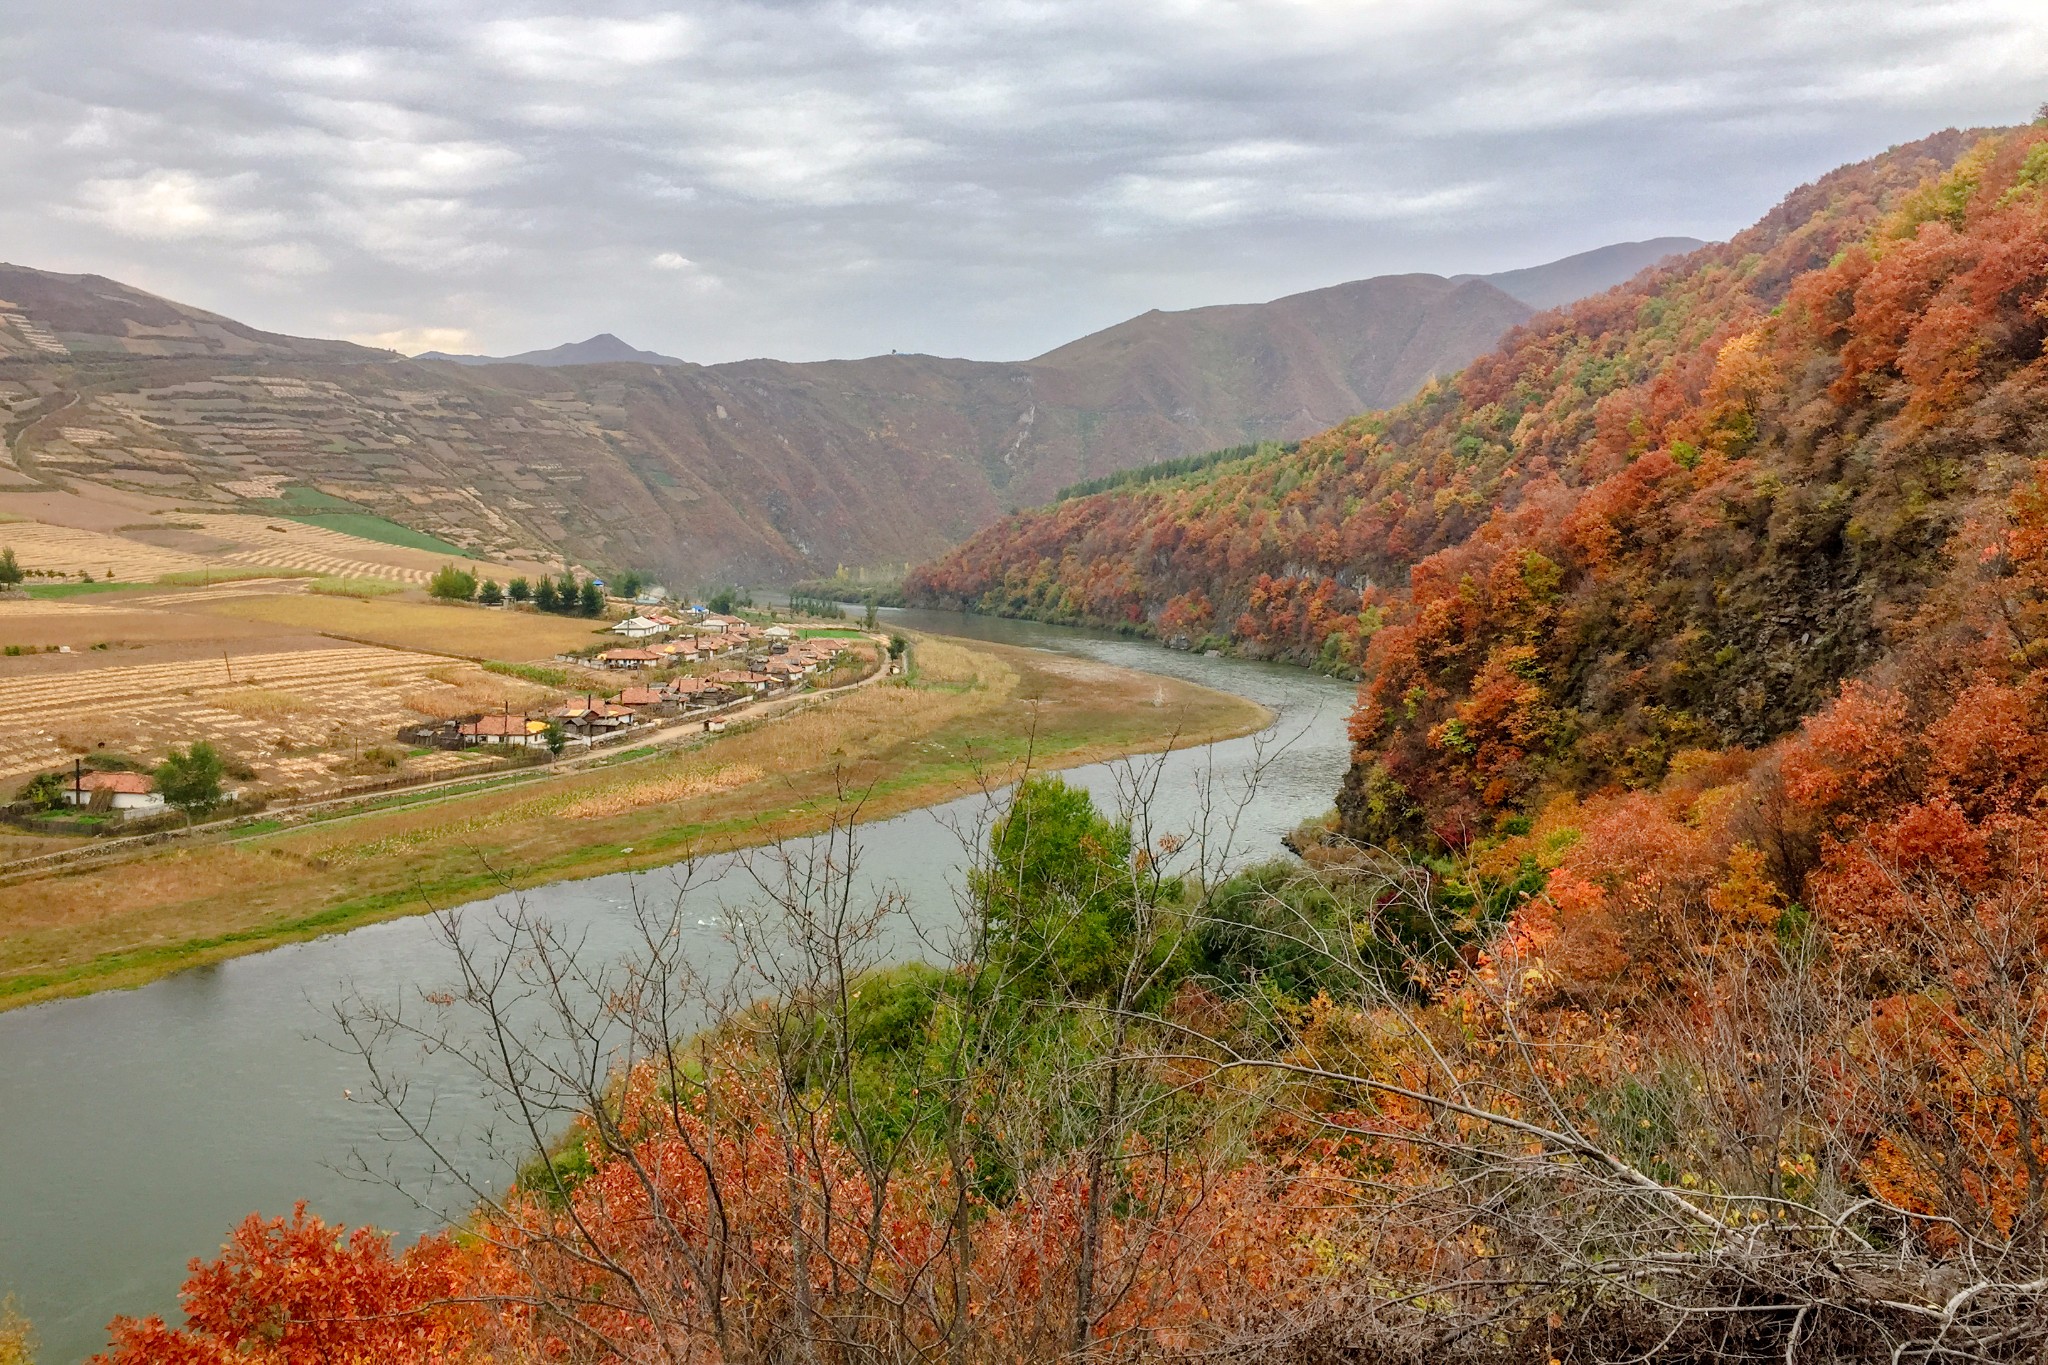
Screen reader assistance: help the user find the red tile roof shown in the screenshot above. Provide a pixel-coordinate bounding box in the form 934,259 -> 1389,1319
460,714 -> 542,737
78,771 -> 155,795
611,687 -> 666,706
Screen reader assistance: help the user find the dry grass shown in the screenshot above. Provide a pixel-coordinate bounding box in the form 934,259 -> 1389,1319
202,593 -> 608,661
307,576 -> 403,598
155,567 -> 320,587
211,686 -> 311,719
401,666 -> 558,720
557,763 -> 765,819
0,633 -> 1271,1010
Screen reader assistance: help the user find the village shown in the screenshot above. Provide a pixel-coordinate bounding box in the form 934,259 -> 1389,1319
413,601 -> 890,753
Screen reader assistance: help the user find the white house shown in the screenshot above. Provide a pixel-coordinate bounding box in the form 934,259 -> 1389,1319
612,615 -> 668,639
63,771 -> 167,816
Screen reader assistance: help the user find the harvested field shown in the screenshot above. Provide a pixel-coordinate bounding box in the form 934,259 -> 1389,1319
0,520 -> 212,580
209,687 -> 312,719
0,642 -> 550,791
0,595 -> 309,659
0,505 -> 548,593
200,593 -> 613,661
0,582 -> 424,660
171,513 -> 536,586
400,666 -> 558,720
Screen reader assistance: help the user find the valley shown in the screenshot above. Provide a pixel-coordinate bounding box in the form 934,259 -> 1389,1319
11,78 -> 2048,1365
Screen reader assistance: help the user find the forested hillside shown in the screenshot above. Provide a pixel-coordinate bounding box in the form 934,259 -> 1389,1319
907,125 -> 2012,691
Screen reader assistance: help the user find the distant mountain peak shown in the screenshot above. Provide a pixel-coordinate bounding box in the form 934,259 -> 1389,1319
418,333 -> 686,367
1455,236 -> 1710,311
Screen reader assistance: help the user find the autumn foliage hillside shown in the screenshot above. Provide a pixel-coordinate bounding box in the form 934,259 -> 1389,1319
907,125 -> 2006,683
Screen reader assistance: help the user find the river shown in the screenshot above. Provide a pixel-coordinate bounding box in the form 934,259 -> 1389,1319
0,610 -> 1356,1362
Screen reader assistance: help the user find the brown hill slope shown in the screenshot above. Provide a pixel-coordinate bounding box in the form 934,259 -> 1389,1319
0,264 -> 376,362
1018,274 -> 1532,481
1461,235 -> 1706,309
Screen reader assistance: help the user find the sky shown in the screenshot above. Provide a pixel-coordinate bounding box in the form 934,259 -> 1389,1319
1,0 -> 2044,365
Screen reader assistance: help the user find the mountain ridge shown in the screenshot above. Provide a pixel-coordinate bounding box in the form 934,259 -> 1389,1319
0,240 -> 1705,584
418,333 -> 687,367
1458,235 -> 1707,309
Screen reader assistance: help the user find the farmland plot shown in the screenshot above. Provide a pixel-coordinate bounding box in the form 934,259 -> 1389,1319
0,645 -> 545,793
0,521 -> 212,580
0,512 -> 544,590
200,593 -> 612,661
174,514 -> 539,586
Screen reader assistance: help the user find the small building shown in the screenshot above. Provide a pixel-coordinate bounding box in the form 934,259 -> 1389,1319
710,668 -> 774,694
457,714 -> 551,748
550,697 -> 637,737
63,771 -> 166,816
611,686 -> 674,715
597,648 -> 662,670
762,624 -> 794,641
668,676 -> 727,707
611,616 -> 668,640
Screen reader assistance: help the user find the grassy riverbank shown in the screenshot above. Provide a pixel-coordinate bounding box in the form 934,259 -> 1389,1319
0,634 -> 1269,1011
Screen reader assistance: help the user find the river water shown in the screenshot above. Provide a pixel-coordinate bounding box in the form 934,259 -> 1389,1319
0,610 -> 1355,1362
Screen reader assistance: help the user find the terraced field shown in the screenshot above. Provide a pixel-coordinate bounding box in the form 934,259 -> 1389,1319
0,520 -> 212,580
0,512 -> 542,588
177,514 -> 533,586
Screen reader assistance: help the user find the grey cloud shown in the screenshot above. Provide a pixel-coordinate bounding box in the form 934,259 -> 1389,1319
0,0 -> 2043,362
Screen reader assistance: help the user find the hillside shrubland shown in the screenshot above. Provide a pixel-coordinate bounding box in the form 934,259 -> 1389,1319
87,764 -> 2048,1362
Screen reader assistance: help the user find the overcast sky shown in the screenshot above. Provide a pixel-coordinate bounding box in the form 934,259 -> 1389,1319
2,1 -> 2044,364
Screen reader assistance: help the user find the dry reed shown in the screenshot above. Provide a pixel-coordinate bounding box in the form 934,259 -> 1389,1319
559,763 -> 764,819
210,687 -> 310,718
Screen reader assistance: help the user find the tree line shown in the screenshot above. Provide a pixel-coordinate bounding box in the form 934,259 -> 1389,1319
429,564 -> 605,616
